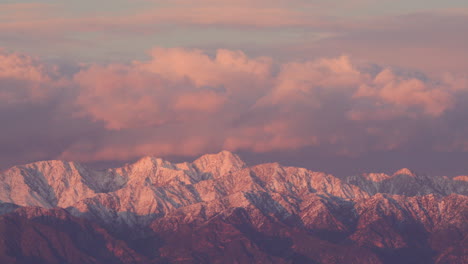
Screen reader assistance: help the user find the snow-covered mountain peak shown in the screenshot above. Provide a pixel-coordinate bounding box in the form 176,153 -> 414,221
393,168 -> 416,177
131,156 -> 177,170
360,168 -> 416,183
193,150 -> 246,178
453,175 -> 468,182
362,172 -> 391,182
0,159 -> 98,208
17,159 -> 82,172
0,153 -> 466,264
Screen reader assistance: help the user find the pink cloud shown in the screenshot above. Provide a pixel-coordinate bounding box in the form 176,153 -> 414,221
261,56 -> 362,106
140,48 -> 273,88
73,64 -> 176,130
1,48 -> 467,166
72,48 -> 274,130
174,91 -> 226,112
64,48 -> 467,161
0,49 -> 66,104
354,69 -> 453,117
0,49 -> 48,82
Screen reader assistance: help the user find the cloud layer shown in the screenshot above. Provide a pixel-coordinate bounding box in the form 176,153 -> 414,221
1,48 -> 467,170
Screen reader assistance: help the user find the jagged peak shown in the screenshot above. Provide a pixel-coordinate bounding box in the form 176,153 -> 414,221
393,168 -> 416,177
193,150 -> 246,177
362,172 -> 391,182
195,150 -> 242,161
131,156 -> 175,170
1,159 -> 87,181
194,150 -> 244,164
358,168 -> 416,182
11,159 -> 81,171
132,156 -> 156,166
453,175 -> 468,182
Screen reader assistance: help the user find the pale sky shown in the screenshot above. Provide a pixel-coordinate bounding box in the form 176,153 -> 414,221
1,0 -> 467,62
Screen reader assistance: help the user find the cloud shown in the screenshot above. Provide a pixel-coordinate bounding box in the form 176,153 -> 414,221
174,91 -> 226,112
0,49 -> 46,81
352,68 -> 453,117
0,49 -> 102,167
73,48 -> 273,130
1,47 -> 467,169
73,63 -> 176,130
260,55 -> 362,106
141,48 -> 273,88
0,49 -> 64,103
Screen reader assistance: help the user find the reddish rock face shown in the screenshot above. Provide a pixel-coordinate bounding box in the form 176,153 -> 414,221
0,151 -> 466,264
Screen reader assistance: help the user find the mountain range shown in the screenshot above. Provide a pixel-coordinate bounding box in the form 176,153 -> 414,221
0,151 -> 466,264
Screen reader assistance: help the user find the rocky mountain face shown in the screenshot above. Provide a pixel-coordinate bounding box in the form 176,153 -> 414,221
346,168 -> 468,197
0,151 -> 466,264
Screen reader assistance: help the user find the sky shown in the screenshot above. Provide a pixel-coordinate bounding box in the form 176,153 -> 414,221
0,0 -> 467,177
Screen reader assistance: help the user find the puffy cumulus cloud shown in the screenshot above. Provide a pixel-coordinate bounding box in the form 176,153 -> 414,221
0,50 -> 46,81
174,91 -> 226,112
62,48 -> 468,162
1,47 -> 468,168
261,56 -> 362,106
0,49 -> 65,104
351,68 -> 454,119
73,64 -> 178,130
0,49 -> 101,167
141,48 -> 273,92
73,48 -> 274,130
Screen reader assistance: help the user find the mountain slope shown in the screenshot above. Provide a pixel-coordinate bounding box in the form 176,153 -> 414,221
0,151 -> 466,264
346,169 -> 468,196
0,207 -> 146,264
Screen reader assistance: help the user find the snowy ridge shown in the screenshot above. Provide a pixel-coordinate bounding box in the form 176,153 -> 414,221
347,168 -> 467,197
0,151 -> 465,222
0,151 -> 466,263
